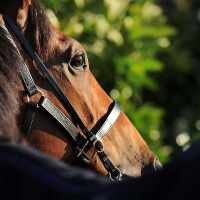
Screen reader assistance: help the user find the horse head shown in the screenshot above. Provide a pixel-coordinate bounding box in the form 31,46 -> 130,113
0,0 -> 162,179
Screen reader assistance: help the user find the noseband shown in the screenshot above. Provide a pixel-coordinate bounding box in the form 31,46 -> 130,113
0,8 -> 122,181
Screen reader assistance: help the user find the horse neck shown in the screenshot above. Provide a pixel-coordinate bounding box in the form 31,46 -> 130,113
0,22 -> 23,142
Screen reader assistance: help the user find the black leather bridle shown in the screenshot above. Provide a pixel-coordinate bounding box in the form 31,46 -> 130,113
0,8 -> 122,180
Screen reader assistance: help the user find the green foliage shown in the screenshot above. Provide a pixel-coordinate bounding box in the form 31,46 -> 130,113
43,0 -> 177,164
152,0 -> 200,157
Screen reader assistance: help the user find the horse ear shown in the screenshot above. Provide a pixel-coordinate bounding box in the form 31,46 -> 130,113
0,14 -> 4,25
17,0 -> 32,30
22,0 -> 32,8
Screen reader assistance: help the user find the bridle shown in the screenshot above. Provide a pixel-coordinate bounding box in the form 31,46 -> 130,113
0,8 -> 122,181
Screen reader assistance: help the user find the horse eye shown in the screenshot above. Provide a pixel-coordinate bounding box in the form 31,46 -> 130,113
70,55 -> 86,69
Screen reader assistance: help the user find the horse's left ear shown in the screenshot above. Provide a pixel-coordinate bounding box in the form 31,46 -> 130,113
17,0 -> 32,30
22,0 -> 32,7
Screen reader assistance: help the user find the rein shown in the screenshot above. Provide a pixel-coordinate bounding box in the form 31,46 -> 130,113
0,8 -> 122,181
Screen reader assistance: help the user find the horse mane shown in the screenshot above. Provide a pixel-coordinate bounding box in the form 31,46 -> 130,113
0,0 -> 56,142
0,26 -> 23,142
23,0 -> 53,61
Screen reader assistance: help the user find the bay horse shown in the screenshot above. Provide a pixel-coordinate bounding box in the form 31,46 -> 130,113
0,0 -> 162,180
1,3 -> 200,199
0,21 -> 23,143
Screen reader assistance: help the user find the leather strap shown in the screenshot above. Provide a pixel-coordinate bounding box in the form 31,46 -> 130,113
21,102 -> 38,137
39,96 -> 122,178
38,96 -> 87,148
0,8 -> 87,132
0,8 -> 122,180
96,102 -> 121,140
0,20 -> 38,96
98,151 -> 122,181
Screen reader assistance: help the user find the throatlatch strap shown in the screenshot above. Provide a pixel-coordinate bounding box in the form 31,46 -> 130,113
0,19 -> 38,96
38,96 -> 90,164
0,8 -> 87,132
38,96 -> 87,149
21,102 -> 38,137
0,8 -> 122,180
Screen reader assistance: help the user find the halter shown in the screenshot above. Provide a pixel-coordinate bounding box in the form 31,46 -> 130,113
0,8 -> 122,181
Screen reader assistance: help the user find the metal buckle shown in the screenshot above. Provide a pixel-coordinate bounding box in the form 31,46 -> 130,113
109,167 -> 122,181
93,139 -> 104,153
27,89 -> 45,105
77,141 -> 97,165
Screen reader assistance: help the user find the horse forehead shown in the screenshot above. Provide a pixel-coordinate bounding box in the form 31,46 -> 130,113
62,34 -> 86,53
56,33 -> 88,62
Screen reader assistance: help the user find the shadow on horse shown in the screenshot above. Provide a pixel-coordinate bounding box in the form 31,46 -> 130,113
0,0 -> 161,181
